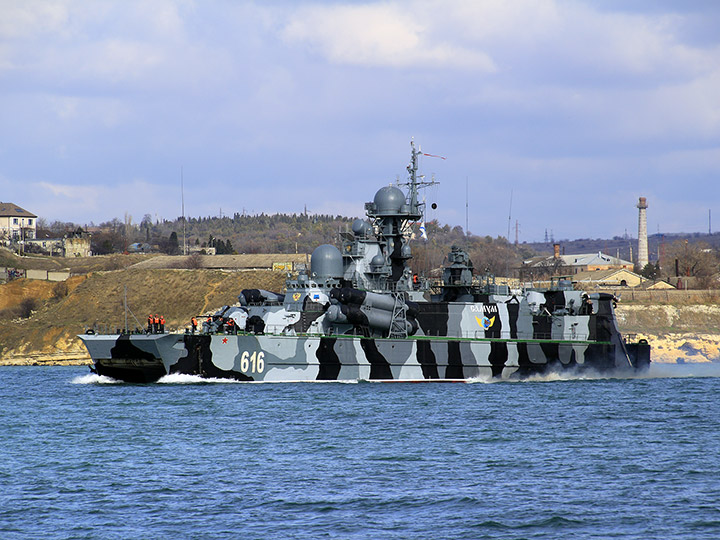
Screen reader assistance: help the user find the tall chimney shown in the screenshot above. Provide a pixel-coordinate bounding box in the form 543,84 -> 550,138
553,243 -> 560,259
637,197 -> 648,269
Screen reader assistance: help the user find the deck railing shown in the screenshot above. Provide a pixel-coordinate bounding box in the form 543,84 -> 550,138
83,323 -> 595,342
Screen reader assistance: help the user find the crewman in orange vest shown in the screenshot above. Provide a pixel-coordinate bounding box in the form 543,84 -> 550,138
159,315 -> 165,333
147,314 -> 153,334
227,318 -> 235,335
154,314 -> 160,334
191,317 -> 198,334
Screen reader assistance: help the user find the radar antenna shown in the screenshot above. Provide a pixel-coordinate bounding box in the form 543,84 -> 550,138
398,139 -> 441,219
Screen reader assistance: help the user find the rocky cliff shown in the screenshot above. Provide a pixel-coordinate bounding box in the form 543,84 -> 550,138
615,304 -> 720,364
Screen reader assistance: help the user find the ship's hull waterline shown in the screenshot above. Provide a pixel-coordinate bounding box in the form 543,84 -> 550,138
81,332 -> 650,383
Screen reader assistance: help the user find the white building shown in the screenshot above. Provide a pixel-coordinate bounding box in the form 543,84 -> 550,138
0,202 -> 37,244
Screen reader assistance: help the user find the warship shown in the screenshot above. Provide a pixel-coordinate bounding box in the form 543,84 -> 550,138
80,142 -> 650,382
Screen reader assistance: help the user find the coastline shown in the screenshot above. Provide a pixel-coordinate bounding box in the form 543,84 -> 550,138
1,354 -> 91,366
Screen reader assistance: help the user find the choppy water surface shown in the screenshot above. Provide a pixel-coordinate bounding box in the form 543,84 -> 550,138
1,364 -> 720,539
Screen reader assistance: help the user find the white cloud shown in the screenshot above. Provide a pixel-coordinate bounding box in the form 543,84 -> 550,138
0,0 -> 69,39
0,0 -> 718,238
0,0 -> 216,93
282,3 -> 496,70
77,39 -> 166,83
558,6 -> 718,82
279,0 -> 720,96
423,0 -> 562,44
29,179 -> 174,223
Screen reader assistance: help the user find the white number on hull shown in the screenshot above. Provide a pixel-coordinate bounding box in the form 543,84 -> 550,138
240,351 -> 265,373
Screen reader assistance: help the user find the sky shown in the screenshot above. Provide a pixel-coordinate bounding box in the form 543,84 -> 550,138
1,0 -> 719,242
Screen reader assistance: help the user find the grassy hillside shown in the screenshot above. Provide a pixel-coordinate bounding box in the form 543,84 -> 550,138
0,268 -> 286,363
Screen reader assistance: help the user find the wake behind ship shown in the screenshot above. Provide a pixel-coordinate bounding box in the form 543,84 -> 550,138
80,142 -> 650,383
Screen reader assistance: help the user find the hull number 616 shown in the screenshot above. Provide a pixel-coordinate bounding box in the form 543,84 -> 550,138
240,351 -> 265,373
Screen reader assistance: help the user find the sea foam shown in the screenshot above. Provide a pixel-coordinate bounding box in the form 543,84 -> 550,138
157,373 -> 243,384
71,373 -> 121,384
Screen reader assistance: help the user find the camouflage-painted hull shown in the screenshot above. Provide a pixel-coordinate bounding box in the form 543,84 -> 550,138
80,332 -> 650,383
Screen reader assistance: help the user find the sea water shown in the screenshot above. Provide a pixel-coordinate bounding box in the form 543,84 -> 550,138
1,364 -> 719,539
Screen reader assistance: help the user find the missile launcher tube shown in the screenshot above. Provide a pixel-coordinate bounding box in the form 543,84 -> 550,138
326,303 -> 416,335
239,289 -> 285,305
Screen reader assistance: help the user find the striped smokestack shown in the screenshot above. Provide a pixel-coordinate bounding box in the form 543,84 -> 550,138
637,197 -> 648,269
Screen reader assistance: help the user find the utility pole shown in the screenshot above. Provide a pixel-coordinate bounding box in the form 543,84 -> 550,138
124,285 -> 128,333
507,188 -> 513,241
465,177 -> 469,236
181,166 -> 187,256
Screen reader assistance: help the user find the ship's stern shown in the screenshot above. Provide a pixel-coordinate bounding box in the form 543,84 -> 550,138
625,338 -> 651,371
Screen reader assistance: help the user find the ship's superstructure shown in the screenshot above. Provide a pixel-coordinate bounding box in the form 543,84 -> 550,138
80,142 -> 650,382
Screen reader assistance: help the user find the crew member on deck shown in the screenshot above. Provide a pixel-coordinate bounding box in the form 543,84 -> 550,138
147,314 -> 153,334
227,318 -> 235,335
204,316 -> 212,334
159,315 -> 165,333
191,317 -> 198,334
153,314 -> 160,334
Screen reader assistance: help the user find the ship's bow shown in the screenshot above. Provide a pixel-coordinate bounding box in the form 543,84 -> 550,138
79,332 -> 187,383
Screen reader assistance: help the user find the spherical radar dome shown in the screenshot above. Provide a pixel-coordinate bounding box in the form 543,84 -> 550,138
310,244 -> 343,279
373,186 -> 405,215
370,254 -> 386,269
351,219 -> 372,236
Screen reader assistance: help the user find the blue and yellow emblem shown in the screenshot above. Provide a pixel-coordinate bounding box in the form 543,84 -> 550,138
475,315 -> 495,330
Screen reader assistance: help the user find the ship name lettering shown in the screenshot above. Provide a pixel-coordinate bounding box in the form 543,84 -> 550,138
471,304 -> 498,313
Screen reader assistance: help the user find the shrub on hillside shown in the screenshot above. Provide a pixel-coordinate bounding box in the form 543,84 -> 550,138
52,281 -> 69,299
18,298 -> 38,318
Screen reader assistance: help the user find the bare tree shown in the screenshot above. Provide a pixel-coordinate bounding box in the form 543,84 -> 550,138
661,240 -> 719,289
185,253 -> 203,269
